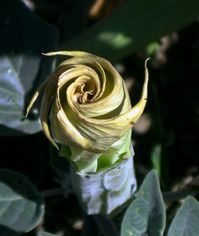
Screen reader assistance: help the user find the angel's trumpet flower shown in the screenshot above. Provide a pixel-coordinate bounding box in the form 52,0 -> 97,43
26,51 -> 149,174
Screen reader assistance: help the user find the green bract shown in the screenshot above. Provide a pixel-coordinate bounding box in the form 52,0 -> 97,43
26,51 -> 149,174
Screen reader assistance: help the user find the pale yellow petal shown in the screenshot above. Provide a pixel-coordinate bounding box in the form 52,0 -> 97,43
25,79 -> 48,118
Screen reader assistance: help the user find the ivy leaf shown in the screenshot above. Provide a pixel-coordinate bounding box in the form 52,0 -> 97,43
168,196 -> 199,236
0,169 -> 44,235
0,0 -> 58,135
121,170 -> 166,236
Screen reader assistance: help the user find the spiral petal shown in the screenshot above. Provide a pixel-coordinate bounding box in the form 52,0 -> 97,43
26,51 -> 149,173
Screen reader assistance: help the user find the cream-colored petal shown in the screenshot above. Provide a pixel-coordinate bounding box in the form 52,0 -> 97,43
25,79 -> 48,118
42,51 -> 92,58
65,60 -> 149,152
34,51 -> 149,156
40,74 -> 60,149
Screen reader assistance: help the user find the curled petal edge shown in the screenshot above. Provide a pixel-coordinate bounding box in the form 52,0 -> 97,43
25,51 -> 149,152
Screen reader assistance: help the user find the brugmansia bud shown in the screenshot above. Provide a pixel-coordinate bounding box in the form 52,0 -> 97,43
26,51 -> 149,214
26,51 -> 149,174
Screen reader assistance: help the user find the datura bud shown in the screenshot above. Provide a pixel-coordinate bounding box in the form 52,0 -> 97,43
26,51 -> 149,174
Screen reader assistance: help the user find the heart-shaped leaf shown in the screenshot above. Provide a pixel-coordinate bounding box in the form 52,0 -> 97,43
168,196 -> 199,236
121,170 -> 166,236
0,169 -> 44,235
0,0 -> 58,135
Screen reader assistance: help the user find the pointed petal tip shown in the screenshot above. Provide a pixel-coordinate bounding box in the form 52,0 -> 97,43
41,51 -> 92,58
24,111 -> 28,119
54,143 -> 59,150
45,132 -> 60,150
144,58 -> 150,79
126,59 -> 150,125
24,104 -> 33,119
145,57 -> 151,64
41,52 -> 54,56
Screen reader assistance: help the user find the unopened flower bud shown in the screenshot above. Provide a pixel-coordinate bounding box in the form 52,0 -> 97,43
26,51 -> 149,174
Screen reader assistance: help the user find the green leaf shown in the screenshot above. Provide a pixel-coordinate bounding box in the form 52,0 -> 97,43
168,196 -> 199,236
0,169 -> 44,235
65,0 -> 199,61
121,170 -> 166,236
0,52 -> 41,135
0,0 -> 58,135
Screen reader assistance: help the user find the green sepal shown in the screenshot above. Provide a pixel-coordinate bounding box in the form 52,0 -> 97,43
60,130 -> 132,175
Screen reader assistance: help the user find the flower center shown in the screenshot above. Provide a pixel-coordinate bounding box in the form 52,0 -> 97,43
73,78 -> 96,104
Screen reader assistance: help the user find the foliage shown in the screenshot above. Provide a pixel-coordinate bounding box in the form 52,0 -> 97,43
121,171 -> 199,236
121,171 -> 166,236
0,0 -> 199,235
65,0 -> 199,61
167,197 -> 199,236
0,169 -> 44,235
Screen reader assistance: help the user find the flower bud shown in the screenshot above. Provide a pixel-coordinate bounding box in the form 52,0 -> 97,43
26,51 -> 149,174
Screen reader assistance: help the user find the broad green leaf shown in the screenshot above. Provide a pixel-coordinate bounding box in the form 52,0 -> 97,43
0,52 -> 41,135
168,196 -> 199,236
121,170 -> 166,236
0,0 -> 58,135
0,169 -> 44,235
65,0 -> 199,61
